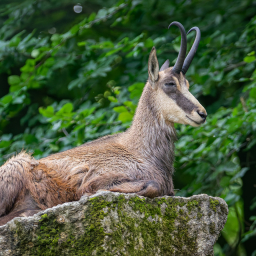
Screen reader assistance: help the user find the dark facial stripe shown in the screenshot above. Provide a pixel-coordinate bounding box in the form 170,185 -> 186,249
163,87 -> 197,114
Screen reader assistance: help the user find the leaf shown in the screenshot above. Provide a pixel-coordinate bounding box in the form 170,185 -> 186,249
59,103 -> 73,113
105,48 -> 122,57
250,87 -> 256,99
1,95 -> 12,104
128,82 -> 144,100
9,85 -> 22,92
108,96 -> 118,103
118,112 -> 133,123
95,8 -> 108,19
221,204 -> 242,244
248,51 -> 255,56
31,49 -> 40,58
8,75 -> 20,85
246,138 -> 256,150
212,71 -> 224,82
52,121 -> 62,131
70,25 -> 79,35
244,56 -> 255,63
51,34 -> 61,42
28,80 -> 40,89
104,91 -> 111,98
145,38 -> 154,48
68,78 -> 84,90
193,143 -> 206,154
44,57 -> 55,67
24,134 -> 38,144
21,73 -> 29,81
49,144 -> 59,152
113,106 -> 127,113
77,41 -> 86,46
73,124 -> 86,132
13,95 -> 26,104
80,107 -> 96,117
237,77 -> 250,82
39,106 -> 54,118
220,176 -> 231,187
123,101 -> 135,108
242,229 -> 256,242
230,168 -> 249,182
250,202 -> 256,211
218,161 -> 237,173
20,59 -> 35,72
224,193 -> 240,205
0,140 -> 11,148
88,12 -> 96,22
9,35 -> 21,47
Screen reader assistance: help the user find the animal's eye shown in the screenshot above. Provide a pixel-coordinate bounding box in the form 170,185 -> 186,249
165,82 -> 176,87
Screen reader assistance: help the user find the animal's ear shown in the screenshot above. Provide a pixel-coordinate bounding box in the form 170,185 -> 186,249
148,47 -> 159,89
160,59 -> 169,71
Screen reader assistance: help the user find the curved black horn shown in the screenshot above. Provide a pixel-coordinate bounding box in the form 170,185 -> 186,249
181,27 -> 201,74
168,21 -> 187,74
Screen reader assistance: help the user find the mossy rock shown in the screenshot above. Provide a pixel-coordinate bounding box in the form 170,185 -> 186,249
0,192 -> 228,256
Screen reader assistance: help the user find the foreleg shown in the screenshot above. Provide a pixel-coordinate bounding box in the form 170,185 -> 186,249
110,180 -> 161,198
79,173 -> 162,198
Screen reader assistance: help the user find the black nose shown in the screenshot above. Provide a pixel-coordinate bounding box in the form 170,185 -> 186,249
197,110 -> 207,120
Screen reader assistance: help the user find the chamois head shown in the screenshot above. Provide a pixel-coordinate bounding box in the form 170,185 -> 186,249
148,21 -> 207,127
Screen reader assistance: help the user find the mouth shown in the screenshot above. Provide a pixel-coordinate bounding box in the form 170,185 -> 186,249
186,115 -> 204,125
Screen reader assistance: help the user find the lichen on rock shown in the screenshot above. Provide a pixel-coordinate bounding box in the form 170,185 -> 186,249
0,192 -> 228,256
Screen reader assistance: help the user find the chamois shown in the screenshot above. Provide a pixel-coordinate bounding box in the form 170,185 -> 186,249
0,22 -> 207,226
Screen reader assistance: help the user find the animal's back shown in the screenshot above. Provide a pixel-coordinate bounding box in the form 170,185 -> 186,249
40,131 -> 143,178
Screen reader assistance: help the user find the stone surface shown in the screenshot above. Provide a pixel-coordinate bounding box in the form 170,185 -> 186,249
0,191 -> 228,256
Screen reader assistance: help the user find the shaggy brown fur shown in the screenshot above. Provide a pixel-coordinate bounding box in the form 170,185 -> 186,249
0,47 -> 207,226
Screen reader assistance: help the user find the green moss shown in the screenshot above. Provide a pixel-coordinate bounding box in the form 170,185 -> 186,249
15,212 -> 65,255
128,196 -> 161,218
210,199 -> 219,212
197,212 -> 203,219
220,202 -> 228,215
186,200 -> 199,213
209,222 -> 216,234
11,195 -> 208,255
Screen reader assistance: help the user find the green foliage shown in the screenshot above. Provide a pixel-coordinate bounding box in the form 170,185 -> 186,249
0,0 -> 256,255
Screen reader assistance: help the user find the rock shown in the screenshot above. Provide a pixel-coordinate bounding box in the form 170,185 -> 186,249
0,192 -> 228,256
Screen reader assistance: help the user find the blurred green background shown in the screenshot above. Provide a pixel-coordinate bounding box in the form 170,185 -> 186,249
0,0 -> 256,254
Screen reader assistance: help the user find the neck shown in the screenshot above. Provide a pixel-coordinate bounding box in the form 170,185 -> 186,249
122,83 -> 177,175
